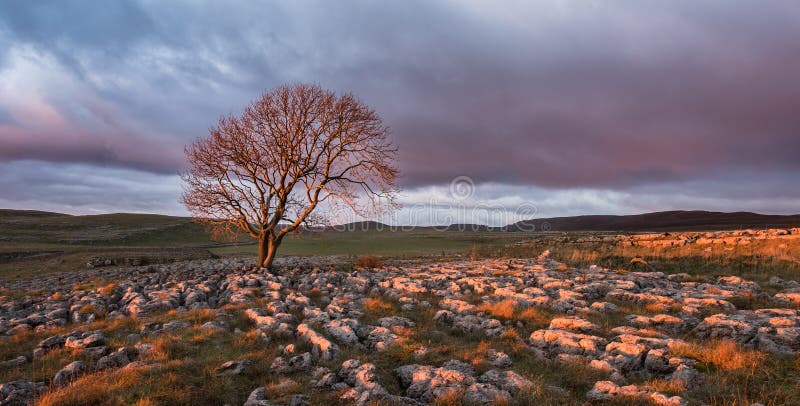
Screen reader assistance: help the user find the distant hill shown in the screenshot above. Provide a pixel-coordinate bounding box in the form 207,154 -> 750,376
438,224 -> 503,232
508,210 -> 800,232
3,209 -> 799,239
324,221 -> 392,232
0,209 -> 214,245
0,209 -> 68,218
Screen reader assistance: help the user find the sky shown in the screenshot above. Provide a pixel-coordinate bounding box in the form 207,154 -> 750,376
0,1 -> 799,226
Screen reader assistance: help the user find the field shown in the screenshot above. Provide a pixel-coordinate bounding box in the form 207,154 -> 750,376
0,210 -> 522,280
1,210 -> 800,405
3,210 -> 799,285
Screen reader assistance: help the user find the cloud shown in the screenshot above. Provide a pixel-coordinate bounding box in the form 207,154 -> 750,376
377,171 -> 800,226
0,160 -> 184,215
0,44 -> 185,172
0,1 -> 798,217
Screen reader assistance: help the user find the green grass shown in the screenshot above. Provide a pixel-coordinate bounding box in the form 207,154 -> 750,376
210,229 -> 525,258
0,209 -> 538,280
4,208 -> 800,290
0,210 -> 232,280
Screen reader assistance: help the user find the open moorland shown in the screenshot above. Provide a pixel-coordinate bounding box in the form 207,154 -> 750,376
1,210 -> 800,405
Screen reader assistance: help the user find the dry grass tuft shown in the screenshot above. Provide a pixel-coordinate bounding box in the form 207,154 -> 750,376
501,327 -> 520,341
78,304 -> 96,315
570,249 -> 600,263
672,340 -> 766,372
237,329 -> 266,346
477,299 -> 516,320
355,255 -> 383,269
643,302 -> 677,313
363,297 -> 393,313
643,378 -> 688,394
38,383 -> 112,406
470,244 -> 479,261
185,308 -> 216,325
148,335 -> 192,362
264,378 -> 302,398
463,341 -> 491,367
98,282 -> 118,296
431,389 -> 463,406
517,306 -> 553,329
307,287 -> 323,305
37,369 -> 146,406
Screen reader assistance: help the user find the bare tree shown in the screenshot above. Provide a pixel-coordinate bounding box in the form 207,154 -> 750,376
182,84 -> 398,269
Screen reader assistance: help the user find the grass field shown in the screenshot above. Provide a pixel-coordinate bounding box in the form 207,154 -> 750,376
210,229 -> 524,258
0,210 -> 527,280
2,209 -> 799,286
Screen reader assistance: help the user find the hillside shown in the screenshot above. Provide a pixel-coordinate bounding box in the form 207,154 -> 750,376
4,209 -> 800,241
509,210 -> 800,232
0,209 -> 214,246
324,221 -> 392,232
0,209 -> 66,218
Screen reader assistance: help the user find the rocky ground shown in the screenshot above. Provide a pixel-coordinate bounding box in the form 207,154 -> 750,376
1,252 -> 799,405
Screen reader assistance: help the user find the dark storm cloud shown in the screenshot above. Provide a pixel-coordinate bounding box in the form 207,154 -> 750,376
0,0 -> 798,215
376,1 -> 800,188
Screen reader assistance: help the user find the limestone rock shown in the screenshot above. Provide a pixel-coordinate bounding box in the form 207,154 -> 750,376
53,361 -> 87,387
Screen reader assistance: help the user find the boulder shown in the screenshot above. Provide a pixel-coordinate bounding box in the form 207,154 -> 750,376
486,349 -> 512,368
64,331 -> 106,350
477,369 -> 533,394
53,361 -> 87,387
324,319 -> 360,346
0,380 -> 47,406
529,329 -> 606,357
96,348 -> 131,370
586,380 -> 686,406
296,324 -> 339,361
243,387 -> 271,406
1,356 -> 27,368
214,359 -> 251,376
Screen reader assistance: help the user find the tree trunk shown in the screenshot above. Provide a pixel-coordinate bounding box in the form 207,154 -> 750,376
257,231 -> 282,271
257,234 -> 268,268
263,240 -> 278,270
